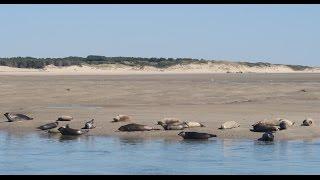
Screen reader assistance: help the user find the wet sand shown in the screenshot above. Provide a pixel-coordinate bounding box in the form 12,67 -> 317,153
0,73 -> 320,140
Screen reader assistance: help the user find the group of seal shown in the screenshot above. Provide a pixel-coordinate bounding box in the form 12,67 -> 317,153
2,112 -> 316,141
115,115 -> 215,140
2,113 -> 96,136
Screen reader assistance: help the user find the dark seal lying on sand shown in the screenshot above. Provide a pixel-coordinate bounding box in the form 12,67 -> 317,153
4,113 -> 33,122
37,122 -> 59,130
178,131 -> 217,140
58,124 -> 88,136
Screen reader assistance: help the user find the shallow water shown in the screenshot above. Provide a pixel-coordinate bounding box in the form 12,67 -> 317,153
0,132 -> 320,174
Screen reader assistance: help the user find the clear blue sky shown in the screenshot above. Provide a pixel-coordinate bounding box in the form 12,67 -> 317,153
0,4 -> 319,66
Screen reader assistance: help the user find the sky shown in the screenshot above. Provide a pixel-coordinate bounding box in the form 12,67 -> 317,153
0,4 -> 319,66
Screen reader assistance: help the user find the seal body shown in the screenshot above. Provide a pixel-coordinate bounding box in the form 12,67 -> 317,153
252,123 -> 278,132
57,116 -> 73,121
118,123 -> 159,132
4,113 -> 33,122
112,115 -> 131,122
157,121 -> 185,130
183,121 -> 205,128
258,132 -> 274,141
38,122 -> 58,130
302,118 -> 313,126
178,131 -> 216,140
48,127 -> 60,133
219,121 -> 240,129
279,119 -> 295,130
160,118 -> 181,125
82,119 -> 95,129
252,118 -> 282,127
58,125 -> 87,135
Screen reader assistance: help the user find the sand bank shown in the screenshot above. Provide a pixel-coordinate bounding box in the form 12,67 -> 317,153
0,73 -> 320,140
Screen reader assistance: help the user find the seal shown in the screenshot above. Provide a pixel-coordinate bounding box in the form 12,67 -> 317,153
258,132 -> 274,141
251,123 -> 278,132
219,121 -> 240,129
58,124 -> 88,135
37,122 -> 59,130
112,115 -> 131,122
302,118 -> 313,126
252,118 -> 282,127
82,119 -> 95,129
159,118 -> 181,125
178,131 -> 217,140
48,127 -> 60,133
57,116 -> 73,121
183,121 -> 205,128
279,119 -> 295,130
118,123 -> 161,132
157,121 -> 186,130
3,113 -> 33,122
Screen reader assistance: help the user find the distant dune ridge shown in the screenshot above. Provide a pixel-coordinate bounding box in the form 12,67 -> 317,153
0,55 -> 319,74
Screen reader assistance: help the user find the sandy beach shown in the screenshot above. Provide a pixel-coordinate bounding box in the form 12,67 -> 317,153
0,69 -> 319,141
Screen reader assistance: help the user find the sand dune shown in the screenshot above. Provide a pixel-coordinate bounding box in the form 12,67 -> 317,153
0,62 -> 319,75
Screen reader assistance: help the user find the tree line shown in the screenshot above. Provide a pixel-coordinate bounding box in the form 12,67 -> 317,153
0,55 -> 311,71
0,55 -> 207,69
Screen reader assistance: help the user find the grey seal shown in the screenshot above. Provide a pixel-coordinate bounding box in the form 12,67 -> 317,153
4,113 -> 33,122
158,118 -> 181,125
178,131 -> 217,140
279,119 -> 295,130
183,121 -> 205,128
58,124 -> 88,136
57,116 -> 73,121
37,122 -> 59,130
219,121 -> 240,129
48,127 -> 60,133
302,118 -> 313,126
251,123 -> 279,132
258,132 -> 274,141
112,115 -> 131,122
252,118 -> 282,127
118,123 -> 161,132
157,121 -> 186,130
82,119 -> 95,129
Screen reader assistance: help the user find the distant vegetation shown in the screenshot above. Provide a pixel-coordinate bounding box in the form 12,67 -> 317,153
0,55 -> 312,71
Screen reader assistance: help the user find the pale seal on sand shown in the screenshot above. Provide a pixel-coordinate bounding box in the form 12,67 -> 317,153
183,121 -> 205,128
112,115 -> 131,122
252,118 -> 282,127
158,118 -> 181,125
258,132 -> 274,141
251,123 -> 279,132
219,121 -> 240,129
118,123 -> 160,132
178,131 -> 217,140
82,119 -> 95,129
57,116 -> 73,121
37,122 -> 59,130
157,121 -> 186,130
58,124 -> 88,136
302,118 -> 313,126
48,127 -> 60,133
3,113 -> 33,122
279,119 -> 295,130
